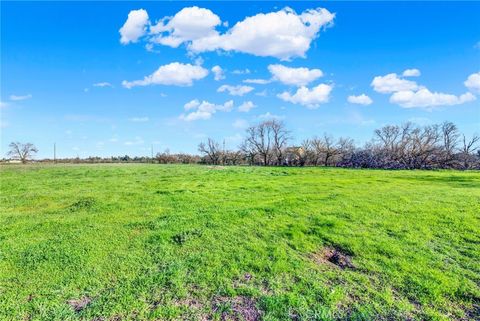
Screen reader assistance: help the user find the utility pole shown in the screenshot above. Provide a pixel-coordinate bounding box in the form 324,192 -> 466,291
151,144 -> 154,163
54,143 -> 56,164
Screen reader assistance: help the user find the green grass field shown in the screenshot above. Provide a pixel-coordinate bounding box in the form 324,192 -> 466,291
0,164 -> 479,321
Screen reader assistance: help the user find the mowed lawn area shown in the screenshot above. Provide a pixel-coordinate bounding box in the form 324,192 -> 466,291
0,164 -> 479,321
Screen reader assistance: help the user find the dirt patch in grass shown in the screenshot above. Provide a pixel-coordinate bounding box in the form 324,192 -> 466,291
312,246 -> 356,269
463,303 -> 480,321
67,296 -> 91,312
212,296 -> 261,321
176,298 -> 204,311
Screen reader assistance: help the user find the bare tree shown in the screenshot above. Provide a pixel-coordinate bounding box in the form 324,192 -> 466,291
460,134 -> 480,169
440,121 -> 460,168
309,137 -> 324,166
243,121 -> 275,166
320,134 -> 340,166
300,139 -> 314,165
271,120 -> 290,165
406,124 -> 441,169
7,142 -> 38,163
198,138 -> 222,165
337,137 -> 355,164
239,141 -> 257,165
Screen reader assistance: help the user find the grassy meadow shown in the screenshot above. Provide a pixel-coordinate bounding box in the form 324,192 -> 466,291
0,164 -> 479,321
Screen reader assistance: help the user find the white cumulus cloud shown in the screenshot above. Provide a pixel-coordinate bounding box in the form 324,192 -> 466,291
150,6 -> 221,48
277,84 -> 332,108
217,84 -> 254,96
268,64 -> 323,86
211,65 -> 225,81
402,68 -> 421,77
238,101 -> 256,112
122,62 -> 208,88
390,89 -> 476,109
348,94 -> 373,105
135,7 -> 334,60
190,7 -> 334,60
180,99 -> 234,121
373,71 -> 477,109
371,73 -> 419,93
119,9 -> 149,44
464,71 -> 480,92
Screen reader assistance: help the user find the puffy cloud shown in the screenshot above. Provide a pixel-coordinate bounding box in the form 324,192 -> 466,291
190,8 -> 334,60
93,82 -> 113,88
129,117 -> 149,122
277,84 -> 332,108
268,64 -> 323,86
238,101 -> 256,112
402,68 -> 421,77
180,99 -> 233,121
390,88 -> 476,108
217,84 -> 254,96
373,71 -> 477,109
371,73 -> 419,93
211,65 -> 225,81
204,9 -> 331,59
150,6 -> 221,48
119,9 -> 149,44
142,7 -> 334,60
243,78 -> 271,84
0,101 -> 9,108
347,94 -> 373,105
122,62 -> 208,88
10,94 -> 32,101
464,71 -> 480,92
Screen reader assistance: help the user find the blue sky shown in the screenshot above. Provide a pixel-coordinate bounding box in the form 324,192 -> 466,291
1,1 -> 479,159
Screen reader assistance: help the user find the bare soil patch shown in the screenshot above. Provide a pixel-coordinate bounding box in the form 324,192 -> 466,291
212,296 -> 261,321
312,246 -> 356,269
67,296 -> 91,312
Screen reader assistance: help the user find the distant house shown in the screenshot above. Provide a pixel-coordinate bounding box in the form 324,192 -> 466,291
284,146 -> 306,166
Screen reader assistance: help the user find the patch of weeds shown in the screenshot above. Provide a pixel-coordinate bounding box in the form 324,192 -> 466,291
68,197 -> 96,212
126,218 -> 167,231
155,189 -> 192,195
171,229 -> 203,245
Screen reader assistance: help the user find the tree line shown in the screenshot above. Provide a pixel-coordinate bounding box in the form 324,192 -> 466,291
4,120 -> 479,170
196,120 -> 479,170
